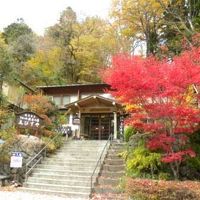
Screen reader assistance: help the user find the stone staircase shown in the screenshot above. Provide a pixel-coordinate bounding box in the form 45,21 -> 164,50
22,140 -> 107,199
92,141 -> 126,200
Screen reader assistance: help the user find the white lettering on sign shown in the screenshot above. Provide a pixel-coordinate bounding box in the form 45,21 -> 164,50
16,112 -> 42,129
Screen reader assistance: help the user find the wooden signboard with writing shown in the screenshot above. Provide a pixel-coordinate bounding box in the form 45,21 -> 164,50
16,111 -> 43,130
73,117 -> 80,125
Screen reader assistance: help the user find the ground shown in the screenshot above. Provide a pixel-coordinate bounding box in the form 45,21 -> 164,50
0,187 -> 87,200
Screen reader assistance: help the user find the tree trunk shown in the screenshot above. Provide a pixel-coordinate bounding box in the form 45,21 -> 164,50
170,162 -> 180,180
0,78 -> 3,106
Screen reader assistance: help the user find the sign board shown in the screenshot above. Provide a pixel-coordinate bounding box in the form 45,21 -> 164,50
73,117 -> 80,125
119,116 -> 124,135
57,125 -> 72,135
16,111 -> 43,130
10,152 -> 23,168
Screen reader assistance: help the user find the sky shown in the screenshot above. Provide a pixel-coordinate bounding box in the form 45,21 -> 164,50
0,0 -> 111,35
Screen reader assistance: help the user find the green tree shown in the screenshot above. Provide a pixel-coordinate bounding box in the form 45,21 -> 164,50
0,34 -> 13,94
44,8 -> 121,84
157,0 -> 200,56
47,7 -> 78,83
23,46 -> 62,86
111,0 -> 165,55
71,17 -> 120,83
3,18 -> 33,44
3,19 -> 36,79
10,34 -> 36,63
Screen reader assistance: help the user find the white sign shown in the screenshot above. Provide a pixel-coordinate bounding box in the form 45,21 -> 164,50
10,152 -> 23,168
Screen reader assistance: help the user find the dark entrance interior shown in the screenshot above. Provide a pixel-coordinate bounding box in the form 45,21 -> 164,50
83,114 -> 113,140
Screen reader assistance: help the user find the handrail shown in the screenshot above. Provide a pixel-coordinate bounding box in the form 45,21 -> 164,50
25,132 -> 62,181
90,134 -> 113,192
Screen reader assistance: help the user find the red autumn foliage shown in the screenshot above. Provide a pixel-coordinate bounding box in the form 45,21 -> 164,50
126,178 -> 200,200
23,94 -> 54,115
22,94 -> 56,137
103,47 -> 200,178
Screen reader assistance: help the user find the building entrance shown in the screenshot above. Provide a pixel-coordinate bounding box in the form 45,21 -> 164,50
83,114 -> 113,140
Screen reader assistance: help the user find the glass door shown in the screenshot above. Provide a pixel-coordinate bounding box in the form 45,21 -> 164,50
90,116 -> 100,139
83,114 -> 113,140
100,115 -> 111,140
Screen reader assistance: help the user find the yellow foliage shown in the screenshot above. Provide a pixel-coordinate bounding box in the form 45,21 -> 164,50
23,47 -> 62,85
125,104 -> 141,111
0,33 -> 7,48
184,85 -> 197,106
111,0 -> 167,38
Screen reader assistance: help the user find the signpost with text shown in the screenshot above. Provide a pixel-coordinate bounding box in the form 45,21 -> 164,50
10,152 -> 23,168
16,111 -> 43,130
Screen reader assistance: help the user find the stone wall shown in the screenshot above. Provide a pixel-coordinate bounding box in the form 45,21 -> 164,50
0,134 -> 45,184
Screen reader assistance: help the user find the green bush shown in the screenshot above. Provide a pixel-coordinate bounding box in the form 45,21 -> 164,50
0,127 -> 17,164
42,133 -> 64,153
124,126 -> 136,142
53,134 -> 64,149
0,143 -> 11,164
158,172 -> 170,180
122,140 -> 161,178
0,127 -> 16,141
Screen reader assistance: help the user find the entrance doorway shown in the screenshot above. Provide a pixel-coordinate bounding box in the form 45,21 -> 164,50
83,114 -> 113,140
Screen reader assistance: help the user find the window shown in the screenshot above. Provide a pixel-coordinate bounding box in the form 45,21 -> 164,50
63,96 -> 70,105
53,96 -> 70,107
53,96 -> 61,106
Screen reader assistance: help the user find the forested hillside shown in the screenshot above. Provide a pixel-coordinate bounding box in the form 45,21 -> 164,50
1,1 -> 200,88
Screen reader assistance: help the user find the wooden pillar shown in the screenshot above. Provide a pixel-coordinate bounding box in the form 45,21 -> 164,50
113,112 -> 117,139
78,110 -> 81,138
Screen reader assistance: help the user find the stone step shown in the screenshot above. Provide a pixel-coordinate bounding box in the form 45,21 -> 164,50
24,140 -> 109,198
27,177 -> 91,186
33,168 -> 99,176
66,140 -> 107,143
107,149 -> 123,155
91,193 -> 126,200
110,146 -> 125,149
91,141 -> 125,198
21,187 -> 90,199
29,173 -> 91,181
94,186 -> 121,194
49,155 -> 100,160
111,141 -> 126,145
100,171 -> 124,178
106,154 -> 122,159
63,143 -> 107,147
42,161 -> 97,167
98,177 -> 120,186
102,164 -> 125,171
57,145 -> 105,149
53,153 -> 101,157
55,152 -> 102,156
36,164 -> 96,170
104,159 -> 124,165
25,182 -> 91,193
43,158 -> 97,164
56,149 -> 103,153
110,145 -> 125,149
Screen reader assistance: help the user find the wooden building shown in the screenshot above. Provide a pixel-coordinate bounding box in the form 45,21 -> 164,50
38,83 -> 124,140
2,80 -> 35,112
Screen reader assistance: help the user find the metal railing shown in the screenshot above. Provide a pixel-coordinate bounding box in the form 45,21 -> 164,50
25,132 -> 63,181
90,134 -> 113,192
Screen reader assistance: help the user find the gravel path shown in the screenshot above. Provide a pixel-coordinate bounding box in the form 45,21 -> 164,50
0,191 -> 88,200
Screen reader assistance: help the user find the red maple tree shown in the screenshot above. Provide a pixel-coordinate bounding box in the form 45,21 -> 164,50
103,48 -> 200,179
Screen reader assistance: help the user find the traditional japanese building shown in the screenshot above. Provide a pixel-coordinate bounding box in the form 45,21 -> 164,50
2,79 -> 35,111
38,83 -> 124,140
